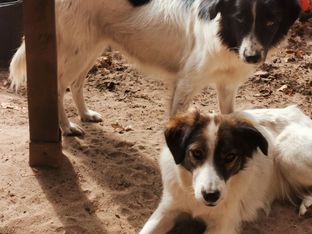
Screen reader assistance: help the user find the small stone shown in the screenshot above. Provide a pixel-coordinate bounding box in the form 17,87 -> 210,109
254,70 -> 269,78
277,85 -> 288,92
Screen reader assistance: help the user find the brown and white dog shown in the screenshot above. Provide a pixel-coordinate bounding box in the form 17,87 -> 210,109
140,105 -> 312,234
9,0 -> 300,136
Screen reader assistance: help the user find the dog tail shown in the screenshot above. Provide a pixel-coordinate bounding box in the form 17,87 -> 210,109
9,40 -> 27,91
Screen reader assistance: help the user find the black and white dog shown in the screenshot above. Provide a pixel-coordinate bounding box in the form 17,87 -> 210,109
141,105 -> 312,234
9,0 -> 300,135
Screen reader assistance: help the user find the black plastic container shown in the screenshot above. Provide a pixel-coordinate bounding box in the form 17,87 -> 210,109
0,0 -> 23,68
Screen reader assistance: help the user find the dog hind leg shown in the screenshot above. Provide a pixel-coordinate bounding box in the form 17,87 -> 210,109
274,124 -> 312,217
58,85 -> 85,136
275,124 -> 312,185
71,72 -> 102,123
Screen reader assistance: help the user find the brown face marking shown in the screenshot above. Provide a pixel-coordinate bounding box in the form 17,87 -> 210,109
225,156 -> 242,173
166,110 -> 201,130
165,110 -> 211,168
183,134 -> 209,171
213,115 -> 268,181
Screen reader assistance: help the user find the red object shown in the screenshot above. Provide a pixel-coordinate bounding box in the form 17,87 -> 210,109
300,0 -> 312,11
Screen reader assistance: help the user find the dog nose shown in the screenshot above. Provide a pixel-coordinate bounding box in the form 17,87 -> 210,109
201,190 -> 221,204
244,52 -> 261,64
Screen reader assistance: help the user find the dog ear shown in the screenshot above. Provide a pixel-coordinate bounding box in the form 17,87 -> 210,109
164,110 -> 202,164
272,0 -> 301,45
198,0 -> 225,20
236,124 -> 269,156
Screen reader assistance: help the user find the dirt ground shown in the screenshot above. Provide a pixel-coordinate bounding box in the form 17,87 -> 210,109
0,18 -> 311,234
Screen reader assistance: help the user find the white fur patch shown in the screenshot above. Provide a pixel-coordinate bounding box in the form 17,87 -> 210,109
238,2 -> 264,63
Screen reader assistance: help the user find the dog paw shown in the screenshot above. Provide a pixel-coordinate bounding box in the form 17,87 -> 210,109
80,110 -> 102,123
63,122 -> 85,136
299,196 -> 312,218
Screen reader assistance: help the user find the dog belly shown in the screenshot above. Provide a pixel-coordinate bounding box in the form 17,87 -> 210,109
104,23 -> 188,78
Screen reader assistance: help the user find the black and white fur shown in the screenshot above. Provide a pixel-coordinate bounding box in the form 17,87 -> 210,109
140,105 -> 312,234
9,0 -> 300,136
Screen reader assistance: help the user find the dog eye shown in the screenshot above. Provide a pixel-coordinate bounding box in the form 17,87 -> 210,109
266,21 -> 275,27
224,153 -> 237,163
233,13 -> 244,23
191,149 -> 205,160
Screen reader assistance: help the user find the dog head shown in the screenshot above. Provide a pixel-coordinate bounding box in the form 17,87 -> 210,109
198,0 -> 301,64
165,110 -> 268,207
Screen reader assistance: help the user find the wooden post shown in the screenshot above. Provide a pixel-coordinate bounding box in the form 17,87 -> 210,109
24,0 -> 63,167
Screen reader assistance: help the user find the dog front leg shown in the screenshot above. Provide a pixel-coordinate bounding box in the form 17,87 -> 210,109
216,83 -> 238,114
170,78 -> 199,116
140,204 -> 180,234
203,220 -> 240,234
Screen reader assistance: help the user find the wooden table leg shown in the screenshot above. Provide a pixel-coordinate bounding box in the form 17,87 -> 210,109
24,0 -> 63,167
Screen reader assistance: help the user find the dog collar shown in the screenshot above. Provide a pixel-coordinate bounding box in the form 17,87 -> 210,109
300,0 -> 312,11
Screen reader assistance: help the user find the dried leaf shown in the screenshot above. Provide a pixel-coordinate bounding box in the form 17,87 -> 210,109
111,122 -> 133,133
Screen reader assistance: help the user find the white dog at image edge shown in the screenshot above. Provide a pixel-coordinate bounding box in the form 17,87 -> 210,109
9,0 -> 300,136
140,105 -> 312,234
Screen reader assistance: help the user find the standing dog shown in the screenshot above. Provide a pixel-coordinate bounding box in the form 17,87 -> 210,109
140,105 -> 312,234
9,0 -> 300,135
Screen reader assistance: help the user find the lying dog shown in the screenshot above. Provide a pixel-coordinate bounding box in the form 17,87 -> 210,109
141,105 -> 312,234
9,0 -> 300,135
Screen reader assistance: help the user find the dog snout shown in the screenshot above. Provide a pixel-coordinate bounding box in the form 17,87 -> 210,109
243,50 -> 261,64
201,190 -> 221,205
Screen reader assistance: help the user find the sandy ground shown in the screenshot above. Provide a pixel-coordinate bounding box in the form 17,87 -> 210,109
0,18 -> 311,234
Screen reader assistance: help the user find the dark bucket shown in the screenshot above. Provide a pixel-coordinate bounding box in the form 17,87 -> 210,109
0,0 -> 23,68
